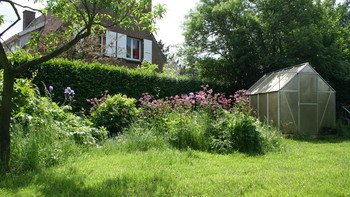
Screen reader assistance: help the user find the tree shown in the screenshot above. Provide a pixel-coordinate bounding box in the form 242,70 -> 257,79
0,0 -> 165,173
183,0 -> 350,90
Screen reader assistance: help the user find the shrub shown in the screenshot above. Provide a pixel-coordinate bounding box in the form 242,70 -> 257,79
20,58 -> 234,111
90,94 -> 139,135
8,78 -> 108,145
210,109 -> 283,154
210,110 -> 263,154
0,73 -> 108,173
138,85 -> 237,120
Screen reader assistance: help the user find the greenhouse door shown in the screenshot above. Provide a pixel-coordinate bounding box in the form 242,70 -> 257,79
299,104 -> 318,135
299,74 -> 318,135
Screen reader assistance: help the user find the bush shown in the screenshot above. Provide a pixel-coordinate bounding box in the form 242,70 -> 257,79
9,78 -> 108,145
0,73 -> 108,173
20,58 -> 234,111
90,94 -> 139,135
210,110 -> 281,154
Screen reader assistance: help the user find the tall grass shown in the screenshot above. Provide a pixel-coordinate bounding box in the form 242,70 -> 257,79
10,122 -> 81,173
0,75 -> 107,173
118,110 -> 283,155
166,112 -> 211,151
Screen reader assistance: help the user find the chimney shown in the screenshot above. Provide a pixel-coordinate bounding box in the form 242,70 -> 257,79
23,10 -> 36,30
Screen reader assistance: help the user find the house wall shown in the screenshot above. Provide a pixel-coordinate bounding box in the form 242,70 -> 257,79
5,7 -> 166,72
101,25 -> 165,71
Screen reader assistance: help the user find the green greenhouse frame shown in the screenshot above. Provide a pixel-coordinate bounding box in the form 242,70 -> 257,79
247,63 -> 336,135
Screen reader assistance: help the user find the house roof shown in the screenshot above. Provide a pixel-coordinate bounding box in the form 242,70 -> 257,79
247,62 -> 335,95
4,13 -> 59,45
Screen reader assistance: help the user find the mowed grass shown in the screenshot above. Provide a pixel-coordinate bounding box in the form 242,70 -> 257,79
1,138 -> 349,196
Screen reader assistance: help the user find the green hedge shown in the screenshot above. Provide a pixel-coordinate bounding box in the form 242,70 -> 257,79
22,59 -> 235,111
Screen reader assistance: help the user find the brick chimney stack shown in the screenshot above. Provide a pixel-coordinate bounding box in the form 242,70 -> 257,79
23,10 -> 36,30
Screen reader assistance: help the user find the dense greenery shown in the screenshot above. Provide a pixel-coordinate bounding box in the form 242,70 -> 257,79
1,139 -> 350,196
90,94 -> 139,135
184,0 -> 350,104
20,58 -> 234,111
118,86 -> 282,155
0,0 -> 165,172
0,74 -> 108,173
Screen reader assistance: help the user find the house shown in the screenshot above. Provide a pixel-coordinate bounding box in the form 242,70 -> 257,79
4,9 -> 166,71
247,63 -> 336,136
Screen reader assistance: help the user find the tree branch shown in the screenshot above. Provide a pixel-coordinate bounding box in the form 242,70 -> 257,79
0,1 -> 20,37
1,0 -> 43,13
14,25 -> 92,74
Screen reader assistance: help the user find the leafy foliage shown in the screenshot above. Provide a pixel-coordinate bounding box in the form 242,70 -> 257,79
20,58 -> 234,111
0,74 -> 108,173
122,87 -> 282,154
90,94 -> 139,135
183,0 -> 350,104
0,0 -> 165,172
210,111 -> 263,154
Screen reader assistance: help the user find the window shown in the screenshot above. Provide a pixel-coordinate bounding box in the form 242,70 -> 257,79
98,35 -> 106,55
126,37 -> 141,61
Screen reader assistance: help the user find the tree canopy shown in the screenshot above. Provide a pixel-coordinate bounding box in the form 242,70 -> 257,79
183,0 -> 350,91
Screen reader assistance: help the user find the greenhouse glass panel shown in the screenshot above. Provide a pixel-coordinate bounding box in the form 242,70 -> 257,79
248,75 -> 269,94
301,65 -> 315,73
318,78 -> 332,92
257,73 -> 279,93
290,65 -> 306,73
268,92 -> 278,127
259,94 -> 268,122
318,92 -> 336,129
300,74 -> 317,103
266,73 -> 283,92
250,95 -> 258,116
318,92 -> 329,128
282,75 -> 298,90
300,105 -> 318,135
280,92 -> 298,133
268,72 -> 295,92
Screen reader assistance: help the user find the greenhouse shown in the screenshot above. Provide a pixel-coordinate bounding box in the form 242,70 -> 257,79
247,63 -> 336,135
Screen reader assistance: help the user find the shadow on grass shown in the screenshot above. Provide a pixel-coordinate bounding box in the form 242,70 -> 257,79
0,167 -> 175,196
291,134 -> 350,144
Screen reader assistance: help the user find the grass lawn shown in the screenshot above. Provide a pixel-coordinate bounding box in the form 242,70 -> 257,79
1,138 -> 349,196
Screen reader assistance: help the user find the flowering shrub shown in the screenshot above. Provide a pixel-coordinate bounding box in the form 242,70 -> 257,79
90,94 -> 139,135
233,89 -> 250,113
138,85 -> 250,119
86,90 -> 109,113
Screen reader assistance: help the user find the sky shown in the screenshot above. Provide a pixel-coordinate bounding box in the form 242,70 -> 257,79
0,0 -> 346,47
0,0 -> 200,46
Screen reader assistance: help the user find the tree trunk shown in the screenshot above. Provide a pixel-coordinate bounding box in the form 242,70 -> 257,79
0,68 -> 15,173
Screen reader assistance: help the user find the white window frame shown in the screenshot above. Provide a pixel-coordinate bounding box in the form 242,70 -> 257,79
99,34 -> 107,55
126,37 -> 141,62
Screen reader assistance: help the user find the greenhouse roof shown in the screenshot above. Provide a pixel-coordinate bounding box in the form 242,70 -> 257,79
247,62 -> 328,95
